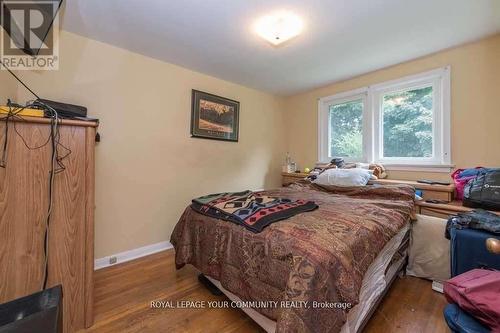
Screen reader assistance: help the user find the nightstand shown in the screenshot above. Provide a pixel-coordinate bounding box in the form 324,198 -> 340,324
282,172 -> 309,185
368,179 -> 455,202
416,200 -> 500,219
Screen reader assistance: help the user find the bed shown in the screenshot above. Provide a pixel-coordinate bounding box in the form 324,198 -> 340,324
171,181 -> 415,333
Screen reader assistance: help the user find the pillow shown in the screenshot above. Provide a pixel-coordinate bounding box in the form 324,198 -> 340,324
313,168 -> 372,187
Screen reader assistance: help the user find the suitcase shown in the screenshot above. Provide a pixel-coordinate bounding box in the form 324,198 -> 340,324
444,269 -> 500,331
443,304 -> 490,333
450,228 -> 500,277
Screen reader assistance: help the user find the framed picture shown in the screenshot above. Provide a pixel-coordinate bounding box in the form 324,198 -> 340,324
191,90 -> 240,142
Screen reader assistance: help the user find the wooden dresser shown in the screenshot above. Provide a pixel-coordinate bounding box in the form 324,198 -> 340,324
0,116 -> 97,332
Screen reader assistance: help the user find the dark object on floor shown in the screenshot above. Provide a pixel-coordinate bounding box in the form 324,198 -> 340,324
198,274 -> 223,296
417,179 -> 451,186
449,228 -> 500,276
0,285 -> 62,333
463,169 -> 500,210
191,191 -> 318,233
443,303 -> 490,333
444,269 -> 500,332
445,210 -> 500,239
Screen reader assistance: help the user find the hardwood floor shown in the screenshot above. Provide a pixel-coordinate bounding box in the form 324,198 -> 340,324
82,250 -> 449,333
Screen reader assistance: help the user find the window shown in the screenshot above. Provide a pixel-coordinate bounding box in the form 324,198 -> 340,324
318,67 -> 451,170
329,98 -> 364,160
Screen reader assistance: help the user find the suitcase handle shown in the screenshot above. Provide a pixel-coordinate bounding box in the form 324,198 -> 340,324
486,238 -> 500,255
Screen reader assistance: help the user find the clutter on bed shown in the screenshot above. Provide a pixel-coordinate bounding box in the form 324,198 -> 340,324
313,168 -> 372,187
314,160 -> 388,179
443,269 -> 500,332
191,190 -> 318,233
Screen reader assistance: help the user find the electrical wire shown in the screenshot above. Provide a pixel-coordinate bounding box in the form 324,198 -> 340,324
0,100 -> 67,290
42,102 -> 58,290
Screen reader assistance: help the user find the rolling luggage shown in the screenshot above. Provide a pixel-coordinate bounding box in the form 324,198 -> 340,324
444,269 -> 500,332
443,304 -> 490,333
450,227 -> 500,277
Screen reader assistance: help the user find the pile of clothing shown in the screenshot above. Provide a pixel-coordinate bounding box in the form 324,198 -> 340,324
445,209 -> 500,239
307,158 -> 388,181
452,167 -> 499,200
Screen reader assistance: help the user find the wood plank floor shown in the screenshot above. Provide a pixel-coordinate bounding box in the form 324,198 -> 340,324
82,250 -> 449,333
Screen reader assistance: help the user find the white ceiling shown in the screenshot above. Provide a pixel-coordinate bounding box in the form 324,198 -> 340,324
62,0 -> 500,95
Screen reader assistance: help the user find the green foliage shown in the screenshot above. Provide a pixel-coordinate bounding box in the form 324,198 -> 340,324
328,86 -> 433,159
329,99 -> 363,158
382,86 -> 433,158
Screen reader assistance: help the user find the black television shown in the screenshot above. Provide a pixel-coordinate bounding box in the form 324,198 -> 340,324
0,0 -> 63,56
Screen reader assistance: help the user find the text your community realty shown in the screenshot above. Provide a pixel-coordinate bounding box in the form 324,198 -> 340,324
151,300 -> 352,310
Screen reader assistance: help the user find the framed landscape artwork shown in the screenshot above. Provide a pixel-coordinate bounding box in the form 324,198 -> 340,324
191,90 -> 240,142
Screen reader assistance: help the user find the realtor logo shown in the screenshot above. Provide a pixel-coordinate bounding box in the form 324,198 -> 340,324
0,0 -> 60,70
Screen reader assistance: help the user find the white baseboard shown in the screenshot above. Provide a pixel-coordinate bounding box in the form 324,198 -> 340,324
94,241 -> 173,270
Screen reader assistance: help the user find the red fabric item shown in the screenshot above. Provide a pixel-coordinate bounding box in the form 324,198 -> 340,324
444,269 -> 500,332
452,168 -> 482,200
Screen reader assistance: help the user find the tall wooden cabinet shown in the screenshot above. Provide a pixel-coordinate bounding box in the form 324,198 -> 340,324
0,116 -> 97,332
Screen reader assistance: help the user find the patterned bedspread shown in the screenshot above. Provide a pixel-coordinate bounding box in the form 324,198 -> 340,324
191,190 -> 318,233
171,181 -> 415,333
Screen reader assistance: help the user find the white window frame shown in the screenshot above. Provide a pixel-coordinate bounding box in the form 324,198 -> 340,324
318,66 -> 452,171
318,87 -> 370,164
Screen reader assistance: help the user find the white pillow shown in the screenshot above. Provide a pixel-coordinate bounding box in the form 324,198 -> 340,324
313,168 -> 372,187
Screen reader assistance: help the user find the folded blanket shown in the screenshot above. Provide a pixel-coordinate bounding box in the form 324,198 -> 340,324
191,190 -> 318,233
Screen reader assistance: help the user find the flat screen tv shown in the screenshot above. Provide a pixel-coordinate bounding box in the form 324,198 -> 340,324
0,0 -> 63,56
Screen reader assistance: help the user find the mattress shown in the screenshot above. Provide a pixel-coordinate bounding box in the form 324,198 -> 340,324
173,181 -> 415,332
206,223 -> 410,333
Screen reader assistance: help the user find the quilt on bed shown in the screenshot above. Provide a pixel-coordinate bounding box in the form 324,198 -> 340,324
191,190 -> 318,233
171,181 -> 415,333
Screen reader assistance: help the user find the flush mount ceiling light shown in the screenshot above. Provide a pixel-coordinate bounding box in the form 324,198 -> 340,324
254,11 -> 303,46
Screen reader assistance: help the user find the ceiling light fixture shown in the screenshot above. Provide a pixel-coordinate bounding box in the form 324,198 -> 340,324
254,11 -> 303,46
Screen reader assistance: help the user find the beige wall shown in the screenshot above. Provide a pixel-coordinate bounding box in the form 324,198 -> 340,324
0,70 -> 17,104
11,31 -> 286,258
284,34 -> 500,181
3,30 -> 500,257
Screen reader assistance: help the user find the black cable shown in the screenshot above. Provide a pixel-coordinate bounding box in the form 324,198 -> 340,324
0,103 -> 30,167
42,115 -> 56,290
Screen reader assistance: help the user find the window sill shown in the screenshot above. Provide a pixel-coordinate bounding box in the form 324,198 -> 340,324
382,164 -> 455,173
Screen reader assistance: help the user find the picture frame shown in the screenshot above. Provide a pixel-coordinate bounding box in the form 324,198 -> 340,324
191,90 -> 240,142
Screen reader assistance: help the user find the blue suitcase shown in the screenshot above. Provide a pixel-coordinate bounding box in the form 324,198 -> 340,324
450,228 -> 500,277
443,304 -> 490,333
